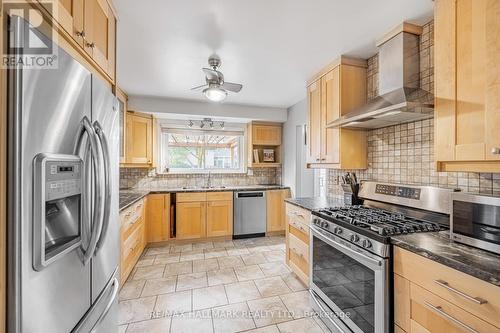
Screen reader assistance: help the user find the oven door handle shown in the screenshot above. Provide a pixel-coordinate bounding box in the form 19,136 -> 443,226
309,289 -> 349,333
310,224 -> 385,269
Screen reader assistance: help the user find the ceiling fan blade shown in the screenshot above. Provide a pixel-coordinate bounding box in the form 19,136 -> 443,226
191,84 -> 208,91
221,82 -> 243,93
202,68 -> 221,81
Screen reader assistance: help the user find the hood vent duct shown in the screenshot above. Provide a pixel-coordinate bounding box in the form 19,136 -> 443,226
330,23 -> 434,129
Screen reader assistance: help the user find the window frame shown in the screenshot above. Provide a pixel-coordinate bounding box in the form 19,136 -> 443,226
157,120 -> 247,175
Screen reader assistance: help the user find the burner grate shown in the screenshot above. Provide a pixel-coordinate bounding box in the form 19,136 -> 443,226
316,206 -> 442,236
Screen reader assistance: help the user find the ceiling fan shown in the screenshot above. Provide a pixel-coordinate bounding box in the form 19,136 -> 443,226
191,54 -> 243,102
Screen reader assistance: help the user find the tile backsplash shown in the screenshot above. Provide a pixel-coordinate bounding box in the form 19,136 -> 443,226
120,168 -> 281,190
327,20 -> 500,198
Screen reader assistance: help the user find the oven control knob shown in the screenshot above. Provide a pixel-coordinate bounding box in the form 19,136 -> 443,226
322,221 -> 329,229
335,227 -> 343,235
350,234 -> 360,242
362,239 -> 372,249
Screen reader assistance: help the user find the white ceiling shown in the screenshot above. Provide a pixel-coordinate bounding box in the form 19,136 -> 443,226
115,0 -> 433,108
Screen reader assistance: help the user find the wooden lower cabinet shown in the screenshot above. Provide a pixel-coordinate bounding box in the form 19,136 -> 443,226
206,200 -> 233,237
146,193 -> 170,243
176,201 -> 206,240
266,189 -> 291,233
176,191 -> 233,240
394,246 -> 500,333
120,199 -> 146,283
285,203 -> 311,285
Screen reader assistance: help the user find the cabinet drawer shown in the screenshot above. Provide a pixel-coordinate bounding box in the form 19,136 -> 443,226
288,233 -> 309,268
410,283 -> 500,333
176,192 -> 207,203
394,247 -> 500,328
285,203 -> 311,225
120,199 -> 144,233
287,219 -> 309,244
122,223 -> 143,261
207,191 -> 233,201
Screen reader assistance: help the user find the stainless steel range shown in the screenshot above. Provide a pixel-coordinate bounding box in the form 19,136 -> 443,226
309,182 -> 454,333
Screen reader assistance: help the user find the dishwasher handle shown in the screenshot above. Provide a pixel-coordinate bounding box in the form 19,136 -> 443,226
236,192 -> 265,198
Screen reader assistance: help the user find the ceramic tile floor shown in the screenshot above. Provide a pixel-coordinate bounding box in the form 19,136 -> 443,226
118,236 -> 330,333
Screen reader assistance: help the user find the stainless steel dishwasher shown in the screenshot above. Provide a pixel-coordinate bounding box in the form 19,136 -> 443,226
233,191 -> 267,238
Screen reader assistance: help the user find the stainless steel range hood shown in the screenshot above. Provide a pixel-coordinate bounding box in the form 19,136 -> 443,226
329,28 -> 434,129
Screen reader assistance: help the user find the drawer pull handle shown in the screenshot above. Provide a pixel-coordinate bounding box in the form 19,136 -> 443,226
434,280 -> 487,305
290,247 -> 304,258
424,302 -> 479,333
292,212 -> 306,219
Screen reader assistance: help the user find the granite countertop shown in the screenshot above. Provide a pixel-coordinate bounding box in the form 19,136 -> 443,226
285,197 -> 344,211
391,231 -> 500,287
119,185 -> 290,211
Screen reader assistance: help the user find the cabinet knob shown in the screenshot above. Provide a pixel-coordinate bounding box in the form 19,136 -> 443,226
315,158 -> 320,162
75,30 -> 86,38
86,42 -> 95,49
320,158 -> 326,161
491,147 -> 500,155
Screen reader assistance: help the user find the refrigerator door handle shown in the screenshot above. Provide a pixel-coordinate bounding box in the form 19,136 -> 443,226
71,271 -> 119,333
89,277 -> 119,333
93,121 -> 111,253
74,116 -> 105,264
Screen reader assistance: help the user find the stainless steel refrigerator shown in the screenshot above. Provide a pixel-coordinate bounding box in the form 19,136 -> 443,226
7,15 -> 120,333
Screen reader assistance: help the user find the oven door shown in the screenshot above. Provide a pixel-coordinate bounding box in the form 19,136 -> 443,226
309,225 -> 389,333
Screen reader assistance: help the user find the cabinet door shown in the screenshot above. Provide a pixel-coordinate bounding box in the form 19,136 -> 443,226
252,125 -> 282,145
307,81 -> 321,164
266,189 -> 290,232
125,113 -> 153,164
176,202 -> 206,240
146,194 -> 170,243
435,0 -> 500,162
84,0 -> 116,78
321,68 -> 341,164
206,201 -> 233,237
41,0 -> 84,46
116,89 -> 127,164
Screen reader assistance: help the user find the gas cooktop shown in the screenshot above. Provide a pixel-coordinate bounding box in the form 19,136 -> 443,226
314,205 -> 442,237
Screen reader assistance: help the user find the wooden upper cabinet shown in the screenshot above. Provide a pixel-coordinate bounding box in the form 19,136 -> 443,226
125,112 -> 153,165
307,81 -> 321,164
49,0 -> 85,46
247,122 -> 283,167
84,0 -> 116,78
307,57 -> 367,169
116,88 -> 127,164
252,124 -> 281,145
146,194 -> 170,243
176,201 -> 206,240
435,0 -> 500,172
206,200 -> 233,237
38,0 -> 117,82
321,68 -> 340,164
266,189 -> 291,232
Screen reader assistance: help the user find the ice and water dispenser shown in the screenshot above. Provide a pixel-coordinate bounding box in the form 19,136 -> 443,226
33,154 -> 83,270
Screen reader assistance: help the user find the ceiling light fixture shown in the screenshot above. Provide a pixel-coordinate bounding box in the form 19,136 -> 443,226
203,86 -> 227,102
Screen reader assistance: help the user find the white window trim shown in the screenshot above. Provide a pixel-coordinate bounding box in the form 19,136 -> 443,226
157,120 -> 248,175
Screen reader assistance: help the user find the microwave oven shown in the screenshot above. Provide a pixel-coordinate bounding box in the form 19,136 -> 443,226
451,192 -> 500,254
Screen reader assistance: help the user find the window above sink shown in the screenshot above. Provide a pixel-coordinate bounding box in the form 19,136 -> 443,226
158,122 -> 247,174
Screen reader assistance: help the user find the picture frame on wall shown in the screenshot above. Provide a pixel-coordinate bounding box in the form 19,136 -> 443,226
263,149 -> 275,162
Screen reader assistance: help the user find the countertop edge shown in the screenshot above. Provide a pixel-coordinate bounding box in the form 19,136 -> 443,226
120,186 -> 290,212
